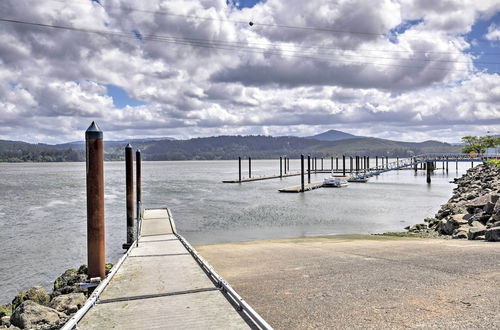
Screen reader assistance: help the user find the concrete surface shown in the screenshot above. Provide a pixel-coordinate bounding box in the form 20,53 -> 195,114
78,209 -> 252,329
196,235 -> 500,329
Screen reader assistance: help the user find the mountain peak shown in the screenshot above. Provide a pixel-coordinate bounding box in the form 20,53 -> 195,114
307,129 -> 360,142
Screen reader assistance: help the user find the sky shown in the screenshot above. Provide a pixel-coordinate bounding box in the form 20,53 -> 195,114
0,0 -> 499,144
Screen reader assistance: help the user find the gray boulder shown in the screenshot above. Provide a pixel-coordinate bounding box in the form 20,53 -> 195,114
10,301 -> 66,329
466,193 -> 499,210
485,227 -> 500,242
50,293 -> 86,315
467,221 -> 486,240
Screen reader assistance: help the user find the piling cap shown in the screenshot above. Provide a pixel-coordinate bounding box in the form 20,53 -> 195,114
125,143 -> 132,149
85,121 -> 103,140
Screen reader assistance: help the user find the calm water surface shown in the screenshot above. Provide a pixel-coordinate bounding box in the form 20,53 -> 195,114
0,160 -> 471,303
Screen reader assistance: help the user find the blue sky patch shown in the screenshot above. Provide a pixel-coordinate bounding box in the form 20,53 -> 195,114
227,0 -> 262,9
106,84 -> 147,109
465,12 -> 500,73
387,19 -> 423,44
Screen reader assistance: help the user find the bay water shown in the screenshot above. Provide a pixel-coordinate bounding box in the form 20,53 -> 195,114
0,159 -> 471,303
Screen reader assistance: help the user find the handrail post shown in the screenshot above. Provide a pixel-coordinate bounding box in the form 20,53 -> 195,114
85,121 -> 105,280
123,144 -> 134,250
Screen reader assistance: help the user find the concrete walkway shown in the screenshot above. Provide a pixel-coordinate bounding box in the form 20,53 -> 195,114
197,235 -> 500,330
78,209 -> 252,329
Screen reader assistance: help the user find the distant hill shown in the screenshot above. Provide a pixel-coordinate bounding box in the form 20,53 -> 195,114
307,129 -> 359,141
0,135 -> 460,162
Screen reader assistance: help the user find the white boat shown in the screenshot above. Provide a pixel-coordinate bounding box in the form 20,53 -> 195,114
323,177 -> 348,187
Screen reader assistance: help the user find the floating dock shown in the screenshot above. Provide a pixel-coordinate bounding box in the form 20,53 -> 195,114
278,182 -> 324,193
73,209 -> 270,330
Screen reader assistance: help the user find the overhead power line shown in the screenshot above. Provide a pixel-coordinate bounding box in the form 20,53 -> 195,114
0,17 -> 497,73
39,0 -> 500,53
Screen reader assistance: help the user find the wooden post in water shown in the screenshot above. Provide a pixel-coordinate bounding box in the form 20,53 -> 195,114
279,157 -> 282,178
342,155 -> 346,176
287,157 -> 290,172
331,157 -> 333,171
350,157 -> 353,173
456,159 -> 458,171
301,155 -> 305,192
321,158 -> 324,171
376,156 -> 378,169
284,157 -> 287,174
386,156 -> 389,169
356,156 -> 359,172
315,157 -> 317,173
336,157 -> 339,171
248,157 -> 252,178
426,161 -> 432,184
135,149 -> 141,247
446,157 -> 448,173
307,155 -> 311,184
471,160 -> 473,168
414,157 -> 417,173
397,157 -> 399,169
85,121 -> 105,280
367,156 -> 370,170
238,157 -> 242,182
124,144 -> 134,249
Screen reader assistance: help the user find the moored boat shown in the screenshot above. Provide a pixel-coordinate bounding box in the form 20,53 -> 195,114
323,177 -> 348,187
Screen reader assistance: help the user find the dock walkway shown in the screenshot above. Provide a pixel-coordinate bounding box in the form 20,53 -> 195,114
76,209 -> 265,329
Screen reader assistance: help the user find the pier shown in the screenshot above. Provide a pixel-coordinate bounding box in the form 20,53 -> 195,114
62,122 -> 271,330
69,208 -> 270,329
221,153 -> 496,193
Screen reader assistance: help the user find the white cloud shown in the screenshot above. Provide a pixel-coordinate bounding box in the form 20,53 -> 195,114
0,0 -> 499,144
485,23 -> 500,41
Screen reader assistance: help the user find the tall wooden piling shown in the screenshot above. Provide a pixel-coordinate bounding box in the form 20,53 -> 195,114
124,144 -> 134,249
135,149 -> 141,247
85,121 -> 105,280
456,160 -> 458,171
287,157 -> 290,172
284,157 -> 287,174
307,155 -> 311,184
301,155 -> 305,192
238,157 -> 242,182
321,158 -> 324,171
342,155 -> 346,176
426,161 -> 432,183
248,157 -> 252,178
336,157 -> 339,171
350,157 -> 353,173
279,157 -> 282,178
331,157 -> 333,171
386,156 -> 389,169
446,157 -> 449,173
367,156 -> 370,170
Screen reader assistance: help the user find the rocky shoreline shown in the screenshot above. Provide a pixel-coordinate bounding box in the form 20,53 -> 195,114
401,162 -> 500,241
0,264 -> 111,330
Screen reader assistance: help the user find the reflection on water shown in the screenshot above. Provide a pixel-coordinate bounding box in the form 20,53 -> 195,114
0,159 -> 471,303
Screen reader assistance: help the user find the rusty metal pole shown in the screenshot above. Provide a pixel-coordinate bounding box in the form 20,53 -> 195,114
123,144 -> 134,249
86,121 -> 105,280
135,149 -> 141,247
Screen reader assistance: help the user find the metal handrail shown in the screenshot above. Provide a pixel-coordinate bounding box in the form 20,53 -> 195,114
167,209 -> 274,330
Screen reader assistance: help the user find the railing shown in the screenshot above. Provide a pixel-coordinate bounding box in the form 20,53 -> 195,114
168,209 -> 274,330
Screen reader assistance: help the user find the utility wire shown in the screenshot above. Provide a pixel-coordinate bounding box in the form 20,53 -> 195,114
38,0 -> 500,53
0,17 -> 493,73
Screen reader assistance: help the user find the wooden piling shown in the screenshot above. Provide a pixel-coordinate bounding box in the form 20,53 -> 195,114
284,157 -> 287,174
342,155 -> 346,176
301,155 -> 305,192
85,121 -> 105,280
350,157 -> 353,173
331,157 -> 333,171
307,155 -> 311,184
249,157 -> 252,178
279,157 -> 282,178
124,144 -> 134,249
135,149 -> 141,247
386,156 -> 389,169
336,157 -> 339,171
238,157 -> 242,182
321,158 -> 324,171
426,161 -> 432,184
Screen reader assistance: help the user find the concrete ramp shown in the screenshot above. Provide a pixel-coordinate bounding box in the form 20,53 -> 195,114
77,209 -> 257,330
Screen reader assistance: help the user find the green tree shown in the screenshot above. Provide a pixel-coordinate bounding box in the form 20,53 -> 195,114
461,135 -> 500,154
